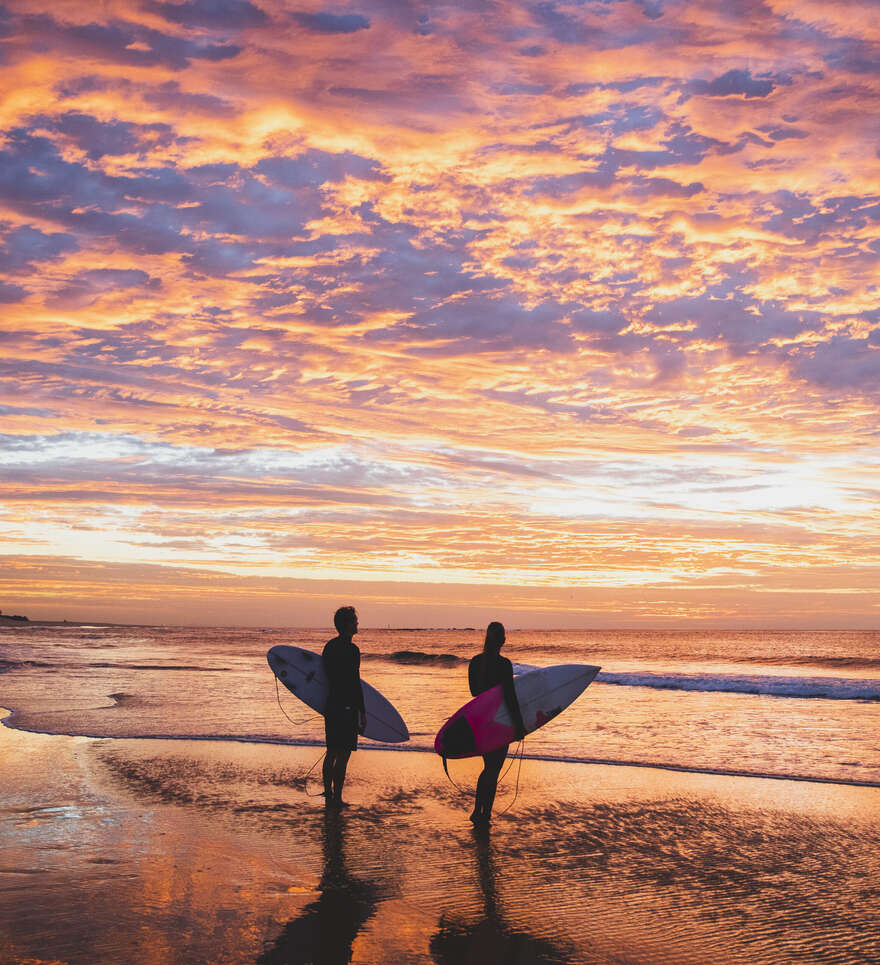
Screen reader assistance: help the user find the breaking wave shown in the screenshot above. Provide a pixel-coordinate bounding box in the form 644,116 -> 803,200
381,650 -> 466,666
0,658 -> 231,672
598,671 -> 880,701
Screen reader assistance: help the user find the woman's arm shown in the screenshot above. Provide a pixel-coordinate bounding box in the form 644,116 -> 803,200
501,659 -> 526,739
468,655 -> 481,697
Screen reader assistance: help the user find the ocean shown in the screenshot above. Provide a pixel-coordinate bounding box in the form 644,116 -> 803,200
2,624 -> 879,787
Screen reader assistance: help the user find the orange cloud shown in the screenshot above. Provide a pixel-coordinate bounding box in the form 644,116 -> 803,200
1,0 -> 879,625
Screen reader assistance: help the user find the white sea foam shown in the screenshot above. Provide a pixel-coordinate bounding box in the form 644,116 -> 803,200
597,671 -> 880,700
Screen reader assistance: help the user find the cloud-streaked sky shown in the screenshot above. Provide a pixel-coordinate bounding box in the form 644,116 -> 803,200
1,0 -> 879,627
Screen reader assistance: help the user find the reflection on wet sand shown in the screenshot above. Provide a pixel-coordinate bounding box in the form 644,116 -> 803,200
430,825 -> 576,965
258,809 -> 379,965
3,724 -> 880,965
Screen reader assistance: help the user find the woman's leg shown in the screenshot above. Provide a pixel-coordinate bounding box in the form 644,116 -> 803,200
472,745 -> 508,822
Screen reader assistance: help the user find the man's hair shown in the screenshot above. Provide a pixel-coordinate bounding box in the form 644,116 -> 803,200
334,605 -> 357,632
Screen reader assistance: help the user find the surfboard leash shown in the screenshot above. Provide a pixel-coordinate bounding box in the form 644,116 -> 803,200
497,739 -> 525,815
271,678 -> 329,797
303,749 -> 328,797
441,738 -> 526,813
274,674 -> 322,727
441,754 -> 467,793
498,738 -> 523,784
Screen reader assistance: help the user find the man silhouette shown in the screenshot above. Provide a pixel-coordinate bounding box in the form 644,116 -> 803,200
321,606 -> 366,807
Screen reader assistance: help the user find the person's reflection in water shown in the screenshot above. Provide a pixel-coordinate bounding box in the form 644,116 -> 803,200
430,826 -> 573,965
258,810 -> 378,965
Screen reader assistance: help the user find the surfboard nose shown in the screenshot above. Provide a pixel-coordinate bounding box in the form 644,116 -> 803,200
266,647 -> 288,678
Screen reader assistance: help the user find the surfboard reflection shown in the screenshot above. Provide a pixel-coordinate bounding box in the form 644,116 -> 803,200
430,827 -> 574,965
258,810 -> 379,965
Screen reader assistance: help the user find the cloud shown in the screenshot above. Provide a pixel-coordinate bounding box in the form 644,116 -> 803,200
687,69 -> 780,99
791,335 -> 880,390
36,111 -> 180,159
366,292 -> 575,355
626,176 -> 704,197
823,37 -> 880,75
0,281 -> 27,302
56,75 -> 238,116
642,292 -> 821,347
0,132 -> 381,272
150,0 -> 269,29
2,0 -> 880,622
0,224 -> 78,271
48,268 -> 162,308
568,307 -> 629,335
758,124 -> 809,141
13,13 -> 242,70
143,80 -> 236,116
290,10 -> 370,33
254,149 -> 388,187
530,1 -> 659,49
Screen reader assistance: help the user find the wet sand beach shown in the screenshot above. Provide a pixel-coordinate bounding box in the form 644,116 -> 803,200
2,710 -> 879,965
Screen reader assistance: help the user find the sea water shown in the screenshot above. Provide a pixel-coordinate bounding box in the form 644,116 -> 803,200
2,625 -> 879,786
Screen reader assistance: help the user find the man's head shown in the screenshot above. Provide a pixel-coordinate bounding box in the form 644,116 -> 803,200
334,605 -> 358,636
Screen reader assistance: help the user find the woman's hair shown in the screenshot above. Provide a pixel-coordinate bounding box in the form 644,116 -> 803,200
483,621 -> 505,653
334,605 -> 357,632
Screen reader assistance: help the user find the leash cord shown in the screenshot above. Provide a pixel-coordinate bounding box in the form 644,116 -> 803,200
497,740 -> 525,814
303,749 -> 327,797
274,675 -> 321,726
441,738 -> 525,813
273,677 -> 326,797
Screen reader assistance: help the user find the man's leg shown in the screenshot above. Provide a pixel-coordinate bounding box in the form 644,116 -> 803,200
323,749 -> 337,800
332,749 -> 352,804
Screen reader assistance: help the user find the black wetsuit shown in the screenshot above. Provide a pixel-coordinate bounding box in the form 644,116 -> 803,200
469,652 -> 519,706
322,636 -> 365,751
468,652 -> 525,743
467,651 -> 525,820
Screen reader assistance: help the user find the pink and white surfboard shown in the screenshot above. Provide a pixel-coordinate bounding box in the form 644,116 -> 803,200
434,664 -> 600,758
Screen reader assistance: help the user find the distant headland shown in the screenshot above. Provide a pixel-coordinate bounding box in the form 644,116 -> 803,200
0,611 -> 81,626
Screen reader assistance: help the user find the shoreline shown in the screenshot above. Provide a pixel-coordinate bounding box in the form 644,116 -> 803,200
3,708 -> 880,790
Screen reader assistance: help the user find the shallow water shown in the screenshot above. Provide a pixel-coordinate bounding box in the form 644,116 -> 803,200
5,625 -> 880,964
2,721 -> 879,965
2,625 -> 880,785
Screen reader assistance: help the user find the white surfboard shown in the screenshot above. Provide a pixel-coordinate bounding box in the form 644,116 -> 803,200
436,664 -> 600,758
267,645 -> 409,743
515,664 -> 600,730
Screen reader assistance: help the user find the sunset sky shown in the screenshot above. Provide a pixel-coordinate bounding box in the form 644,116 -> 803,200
1,0 -> 879,628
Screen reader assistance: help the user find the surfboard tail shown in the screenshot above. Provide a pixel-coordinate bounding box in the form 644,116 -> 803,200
435,715 -> 477,758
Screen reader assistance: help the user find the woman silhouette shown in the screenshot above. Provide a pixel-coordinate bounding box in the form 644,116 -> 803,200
467,622 -> 526,824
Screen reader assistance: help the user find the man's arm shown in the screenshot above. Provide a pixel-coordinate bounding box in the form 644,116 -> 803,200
354,647 -> 367,731
322,642 -> 337,702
